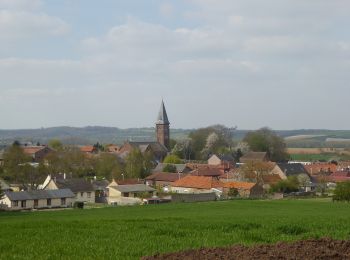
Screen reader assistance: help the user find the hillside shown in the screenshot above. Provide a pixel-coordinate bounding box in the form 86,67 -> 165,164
0,127 -> 350,147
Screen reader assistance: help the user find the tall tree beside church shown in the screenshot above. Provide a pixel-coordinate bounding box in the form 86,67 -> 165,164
125,149 -> 154,179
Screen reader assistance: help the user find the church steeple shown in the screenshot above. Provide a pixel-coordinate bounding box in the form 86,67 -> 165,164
156,100 -> 170,125
156,100 -> 170,150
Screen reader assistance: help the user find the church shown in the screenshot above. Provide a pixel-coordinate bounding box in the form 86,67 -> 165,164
118,100 -> 170,162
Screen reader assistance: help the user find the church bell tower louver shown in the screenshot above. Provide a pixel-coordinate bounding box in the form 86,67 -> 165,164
156,100 -> 170,151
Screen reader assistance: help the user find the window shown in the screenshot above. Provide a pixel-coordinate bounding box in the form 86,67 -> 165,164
80,192 -> 84,197
21,200 -> 26,208
13,200 -> 18,207
61,198 -> 66,205
87,192 -> 91,198
34,200 -> 38,207
47,199 -> 51,206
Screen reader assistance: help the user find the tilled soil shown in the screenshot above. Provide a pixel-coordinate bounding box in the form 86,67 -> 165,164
142,238 -> 350,260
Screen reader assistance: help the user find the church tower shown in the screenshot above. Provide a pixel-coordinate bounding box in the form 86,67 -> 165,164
156,100 -> 170,150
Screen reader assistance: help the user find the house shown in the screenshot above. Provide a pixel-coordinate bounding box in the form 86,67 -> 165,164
145,172 -> 185,189
261,174 -> 282,190
223,182 -> 264,198
119,141 -> 168,162
22,146 -> 52,162
106,145 -> 120,153
107,180 -> 156,205
240,152 -> 268,164
152,163 -> 192,173
0,189 -> 75,211
208,154 -> 234,169
80,145 -> 97,154
42,175 -> 95,203
171,175 -> 223,195
190,167 -> 224,178
327,171 -> 350,183
272,163 -> 313,191
304,163 -> 337,176
92,179 -> 109,203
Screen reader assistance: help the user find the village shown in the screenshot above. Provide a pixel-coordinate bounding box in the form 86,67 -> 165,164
1,101 -> 349,211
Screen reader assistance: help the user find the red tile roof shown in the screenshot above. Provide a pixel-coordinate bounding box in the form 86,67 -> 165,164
80,146 -> 95,153
223,182 -> 256,190
190,167 -> 224,177
172,175 -> 223,190
22,146 -> 46,155
304,163 -> 337,175
145,172 -> 184,182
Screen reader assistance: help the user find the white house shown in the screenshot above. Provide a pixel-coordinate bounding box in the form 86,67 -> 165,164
42,175 -> 95,203
0,189 -> 75,211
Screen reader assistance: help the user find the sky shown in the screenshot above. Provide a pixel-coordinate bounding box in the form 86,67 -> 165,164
0,0 -> 349,130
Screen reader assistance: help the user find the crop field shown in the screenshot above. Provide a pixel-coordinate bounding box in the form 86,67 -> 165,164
1,199 -> 350,259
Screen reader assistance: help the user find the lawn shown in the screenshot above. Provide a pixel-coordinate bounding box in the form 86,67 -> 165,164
1,199 -> 350,259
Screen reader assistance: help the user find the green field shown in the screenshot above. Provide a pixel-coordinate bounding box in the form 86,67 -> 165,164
290,153 -> 350,161
1,199 -> 350,259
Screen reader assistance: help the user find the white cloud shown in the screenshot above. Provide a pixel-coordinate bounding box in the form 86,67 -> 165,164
0,0 -> 42,10
0,10 -> 69,39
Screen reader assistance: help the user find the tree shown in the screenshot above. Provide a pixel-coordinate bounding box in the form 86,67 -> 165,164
228,188 -> 239,197
271,176 -> 299,193
333,182 -> 350,202
3,144 -> 31,182
188,125 -> 235,160
96,153 -> 124,180
240,161 -> 274,184
163,164 -> 177,173
243,127 -> 289,162
163,155 -> 182,164
48,139 -> 63,151
125,149 -> 154,179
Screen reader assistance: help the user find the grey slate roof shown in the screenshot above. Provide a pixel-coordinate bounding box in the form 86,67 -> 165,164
156,100 -> 170,125
5,189 -> 75,201
277,163 -> 309,177
55,178 -> 94,192
110,184 -> 155,193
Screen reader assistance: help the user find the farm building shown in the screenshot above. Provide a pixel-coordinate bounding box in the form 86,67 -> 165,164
223,182 -> 264,198
145,172 -> 185,189
171,175 -> 223,195
0,189 -> 75,210
240,152 -> 269,164
107,180 -> 156,205
42,175 -> 95,203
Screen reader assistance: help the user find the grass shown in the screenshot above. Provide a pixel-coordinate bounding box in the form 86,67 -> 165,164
1,199 -> 350,259
290,153 -> 350,161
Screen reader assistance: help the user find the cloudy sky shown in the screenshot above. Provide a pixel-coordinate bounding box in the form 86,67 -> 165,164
0,0 -> 349,130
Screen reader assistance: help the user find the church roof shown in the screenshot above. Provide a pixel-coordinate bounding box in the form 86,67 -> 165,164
156,100 -> 170,125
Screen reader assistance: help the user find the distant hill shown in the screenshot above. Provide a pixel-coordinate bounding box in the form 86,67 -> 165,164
0,126 -> 191,146
0,127 -> 350,147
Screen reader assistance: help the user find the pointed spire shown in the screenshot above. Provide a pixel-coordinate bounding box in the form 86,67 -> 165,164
156,100 -> 170,125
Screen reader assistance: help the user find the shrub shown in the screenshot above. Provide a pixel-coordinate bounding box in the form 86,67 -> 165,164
73,202 -> 84,209
333,182 -> 350,202
271,176 -> 299,193
163,164 -> 177,173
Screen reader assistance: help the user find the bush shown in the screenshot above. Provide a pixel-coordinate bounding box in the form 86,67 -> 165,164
271,176 -> 299,193
333,182 -> 350,202
163,164 -> 177,173
73,202 -> 84,209
163,155 -> 182,164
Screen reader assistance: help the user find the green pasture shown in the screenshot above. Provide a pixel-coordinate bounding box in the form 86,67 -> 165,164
290,153 -> 350,161
0,199 -> 350,259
